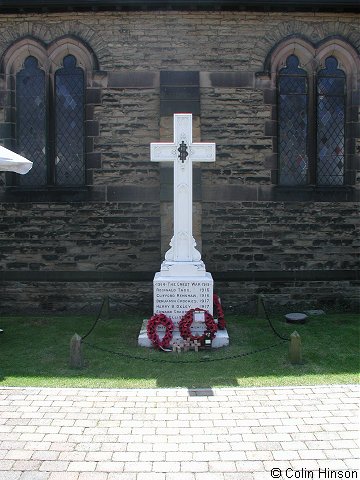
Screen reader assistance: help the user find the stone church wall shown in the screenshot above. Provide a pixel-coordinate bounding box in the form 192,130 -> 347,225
0,9 -> 359,313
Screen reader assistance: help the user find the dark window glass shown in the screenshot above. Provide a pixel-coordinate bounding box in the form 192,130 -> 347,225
278,55 -> 309,186
317,56 -> 345,186
16,56 -> 46,186
55,55 -> 85,186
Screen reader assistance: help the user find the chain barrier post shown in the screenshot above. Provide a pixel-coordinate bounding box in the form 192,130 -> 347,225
70,333 -> 84,369
289,331 -> 302,364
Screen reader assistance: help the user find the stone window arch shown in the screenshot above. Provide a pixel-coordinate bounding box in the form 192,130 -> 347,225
266,36 -> 359,187
1,35 -> 99,187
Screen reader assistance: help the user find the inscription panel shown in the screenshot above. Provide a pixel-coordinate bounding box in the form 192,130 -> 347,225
154,276 -> 213,322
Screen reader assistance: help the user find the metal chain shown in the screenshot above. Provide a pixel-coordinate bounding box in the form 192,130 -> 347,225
81,297 -> 108,340
80,295 -> 290,364
81,295 -> 145,341
260,297 -> 290,342
82,339 -> 286,364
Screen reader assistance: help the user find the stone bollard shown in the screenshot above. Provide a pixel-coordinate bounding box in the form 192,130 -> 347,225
289,331 -> 302,364
70,333 -> 83,369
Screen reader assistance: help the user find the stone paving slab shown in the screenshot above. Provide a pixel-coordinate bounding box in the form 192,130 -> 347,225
0,384 -> 358,480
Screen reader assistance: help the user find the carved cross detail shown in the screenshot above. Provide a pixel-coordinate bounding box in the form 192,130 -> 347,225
178,140 -> 189,163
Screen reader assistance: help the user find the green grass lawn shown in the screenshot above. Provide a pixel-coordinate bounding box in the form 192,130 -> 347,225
0,311 -> 358,389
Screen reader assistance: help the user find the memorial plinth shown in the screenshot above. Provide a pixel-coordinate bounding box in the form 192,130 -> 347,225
138,113 -> 229,349
153,274 -> 213,322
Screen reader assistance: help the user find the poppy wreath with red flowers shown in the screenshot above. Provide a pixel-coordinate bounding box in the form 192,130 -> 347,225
213,294 -> 226,330
179,308 -> 218,343
147,313 -> 174,349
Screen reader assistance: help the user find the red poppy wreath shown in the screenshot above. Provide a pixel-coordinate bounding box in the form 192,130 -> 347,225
147,313 -> 174,349
179,308 -> 218,343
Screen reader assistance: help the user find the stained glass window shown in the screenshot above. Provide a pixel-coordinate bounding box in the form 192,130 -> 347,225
16,56 -> 47,186
317,56 -> 345,186
55,55 -> 85,186
278,55 -> 308,185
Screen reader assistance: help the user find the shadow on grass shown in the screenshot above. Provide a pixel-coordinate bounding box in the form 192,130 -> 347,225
0,312 -> 359,389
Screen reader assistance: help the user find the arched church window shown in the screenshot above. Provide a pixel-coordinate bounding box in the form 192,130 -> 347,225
317,56 -> 346,186
278,54 -> 308,186
15,53 -> 85,187
16,56 -> 47,186
55,55 -> 85,186
271,37 -> 358,188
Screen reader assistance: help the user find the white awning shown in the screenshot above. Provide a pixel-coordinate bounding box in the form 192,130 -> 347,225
0,145 -> 33,175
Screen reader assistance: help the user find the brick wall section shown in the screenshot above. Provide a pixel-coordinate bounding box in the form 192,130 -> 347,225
0,11 -> 358,70
0,9 -> 359,313
202,202 -> 359,273
94,89 -> 160,187
201,89 -> 273,185
0,202 -> 160,273
214,280 -> 359,313
0,281 -> 153,314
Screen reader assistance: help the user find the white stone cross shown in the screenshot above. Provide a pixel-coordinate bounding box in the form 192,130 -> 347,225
151,114 -> 215,269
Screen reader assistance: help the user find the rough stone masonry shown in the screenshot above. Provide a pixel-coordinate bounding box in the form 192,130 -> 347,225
0,6 -> 359,313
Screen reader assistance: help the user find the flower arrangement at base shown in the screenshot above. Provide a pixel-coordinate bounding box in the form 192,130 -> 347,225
213,294 -> 226,330
179,308 -> 218,344
147,313 -> 174,349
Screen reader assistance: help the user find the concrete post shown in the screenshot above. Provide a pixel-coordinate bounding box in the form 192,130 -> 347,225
70,333 -> 83,369
289,331 -> 302,364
